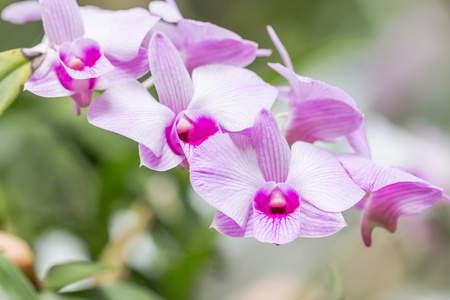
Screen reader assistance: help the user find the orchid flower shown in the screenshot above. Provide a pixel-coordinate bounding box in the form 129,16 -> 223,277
148,0 -> 271,73
7,0 -> 158,114
267,26 -> 371,158
189,109 -> 365,244
88,32 -> 277,171
338,153 -> 443,247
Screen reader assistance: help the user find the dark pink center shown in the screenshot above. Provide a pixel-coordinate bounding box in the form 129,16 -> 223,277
176,115 -> 219,146
255,186 -> 299,217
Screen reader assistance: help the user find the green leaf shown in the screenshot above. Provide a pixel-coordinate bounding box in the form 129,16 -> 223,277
0,252 -> 38,300
44,261 -> 113,292
101,283 -> 164,300
0,48 -> 32,117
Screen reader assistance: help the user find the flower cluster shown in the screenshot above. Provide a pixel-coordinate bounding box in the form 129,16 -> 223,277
3,0 -> 448,245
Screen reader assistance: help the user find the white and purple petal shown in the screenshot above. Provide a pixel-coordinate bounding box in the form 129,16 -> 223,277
87,79 -> 175,156
81,6 -> 159,62
40,0 -> 84,45
188,64 -> 277,132
286,142 -> 365,212
148,0 -> 182,23
190,133 -> 265,227
284,99 -> 363,144
148,32 -> 194,115
251,109 -> 290,182
139,143 -> 184,172
183,39 -> 258,72
298,201 -> 347,238
361,181 -> 442,246
338,154 -> 428,192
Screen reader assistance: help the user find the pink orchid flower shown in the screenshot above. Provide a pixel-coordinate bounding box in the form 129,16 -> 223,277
148,0 -> 271,73
3,0 -> 158,114
189,109 -> 365,244
267,26 -> 371,158
88,32 -> 277,171
338,153 -> 443,247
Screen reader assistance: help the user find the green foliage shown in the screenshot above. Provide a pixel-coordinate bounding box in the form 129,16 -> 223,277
0,48 -> 32,117
0,252 -> 38,300
44,261 -> 113,292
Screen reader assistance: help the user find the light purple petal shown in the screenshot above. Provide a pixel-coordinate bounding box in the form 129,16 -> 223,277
95,47 -> 150,90
252,183 -> 301,244
211,210 -> 253,238
2,0 -> 41,24
337,154 -> 428,192
178,19 -> 242,44
361,182 -> 442,247
298,201 -> 347,238
251,109 -> 290,182
40,0 -> 84,44
81,6 -> 159,62
268,63 -> 301,100
190,133 -> 265,227
346,122 -> 372,158
25,69 -> 74,98
148,32 -> 194,115
267,25 -> 293,70
59,38 -> 114,80
269,63 -> 357,108
139,143 -> 184,172
183,39 -> 258,72
148,21 -> 184,50
189,64 -> 277,131
71,89 -> 93,108
149,0 -> 182,23
284,99 -> 363,144
286,142 -> 365,212
87,80 -> 175,156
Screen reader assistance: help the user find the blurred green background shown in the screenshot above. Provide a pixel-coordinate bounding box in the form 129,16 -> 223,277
0,0 -> 450,299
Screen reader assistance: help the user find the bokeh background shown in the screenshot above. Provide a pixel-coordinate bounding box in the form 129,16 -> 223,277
1,0 -> 450,299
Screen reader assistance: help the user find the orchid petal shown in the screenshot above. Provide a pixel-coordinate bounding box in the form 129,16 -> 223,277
95,47 -> 150,90
178,19 -> 242,44
183,39 -> 258,72
347,122 -> 372,158
139,143 -> 184,172
148,22 -> 184,50
59,38 -> 114,80
252,184 -> 301,244
189,64 -> 277,131
337,154 -> 428,192
267,26 -> 293,70
251,109 -> 290,182
190,133 -> 265,227
40,0 -> 84,44
81,6 -> 159,61
25,70 -> 74,98
255,48 -> 272,57
149,0 -> 182,23
268,63 -> 301,100
361,182 -> 442,246
71,89 -> 93,108
286,142 -> 365,212
2,0 -> 41,24
87,80 -> 175,156
284,99 -> 363,144
148,32 -> 194,114
298,201 -> 347,237
211,210 -> 253,238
